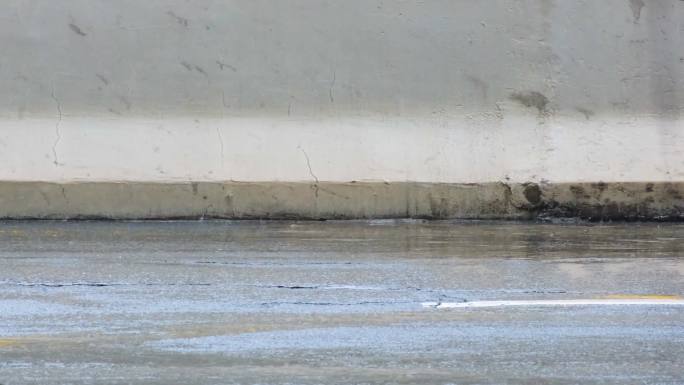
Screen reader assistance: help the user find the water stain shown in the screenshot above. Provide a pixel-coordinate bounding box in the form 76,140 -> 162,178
68,23 -> 87,36
628,0 -> 645,22
576,107 -> 594,120
465,75 -> 488,100
117,95 -> 131,110
194,65 -> 207,76
180,61 -> 193,71
510,91 -> 549,114
96,74 -> 109,86
167,11 -> 189,27
523,183 -> 543,206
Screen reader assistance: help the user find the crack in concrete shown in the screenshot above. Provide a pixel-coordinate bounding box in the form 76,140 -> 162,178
221,90 -> 229,109
318,186 -> 351,200
50,87 -> 62,166
260,300 -> 413,307
329,70 -> 336,103
268,285 -> 319,290
216,60 -> 237,72
215,127 -> 225,165
299,147 -> 319,198
39,191 -> 51,207
60,186 -> 69,205
195,261 -> 355,266
6,282 -> 212,288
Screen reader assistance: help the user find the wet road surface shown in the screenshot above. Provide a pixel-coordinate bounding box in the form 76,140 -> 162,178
1,220 -> 683,384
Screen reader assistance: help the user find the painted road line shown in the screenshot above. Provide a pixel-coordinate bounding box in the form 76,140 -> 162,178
0,339 -> 19,348
601,294 -> 682,300
422,299 -> 684,309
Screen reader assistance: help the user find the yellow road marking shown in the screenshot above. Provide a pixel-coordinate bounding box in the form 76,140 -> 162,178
602,294 -> 682,300
0,339 -> 18,348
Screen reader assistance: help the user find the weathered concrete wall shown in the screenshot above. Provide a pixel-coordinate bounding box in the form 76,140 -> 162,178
0,181 -> 681,221
0,1 -> 682,219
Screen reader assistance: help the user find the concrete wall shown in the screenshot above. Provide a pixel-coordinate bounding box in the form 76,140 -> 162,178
0,0 -> 683,219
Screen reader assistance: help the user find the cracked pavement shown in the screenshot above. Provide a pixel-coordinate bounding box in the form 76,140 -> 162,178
1,220 -> 684,384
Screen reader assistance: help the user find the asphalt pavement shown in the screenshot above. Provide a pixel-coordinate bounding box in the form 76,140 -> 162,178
1,220 -> 683,384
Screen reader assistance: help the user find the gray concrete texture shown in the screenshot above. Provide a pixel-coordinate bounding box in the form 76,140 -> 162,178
1,1 -> 683,220
1,220 -> 684,383
1,0 -> 682,118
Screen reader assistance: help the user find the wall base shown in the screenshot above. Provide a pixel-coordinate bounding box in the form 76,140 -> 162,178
0,181 -> 682,221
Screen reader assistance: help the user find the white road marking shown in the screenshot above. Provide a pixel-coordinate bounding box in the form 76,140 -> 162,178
423,299 -> 684,309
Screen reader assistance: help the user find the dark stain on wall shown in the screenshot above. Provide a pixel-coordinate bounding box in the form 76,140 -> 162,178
629,0 -> 645,22
167,11 -> 189,27
523,183 -> 543,206
510,91 -> 549,114
69,23 -> 87,36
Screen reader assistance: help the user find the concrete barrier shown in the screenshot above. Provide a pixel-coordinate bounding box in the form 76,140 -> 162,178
1,1 -> 682,219
0,181 -> 681,221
